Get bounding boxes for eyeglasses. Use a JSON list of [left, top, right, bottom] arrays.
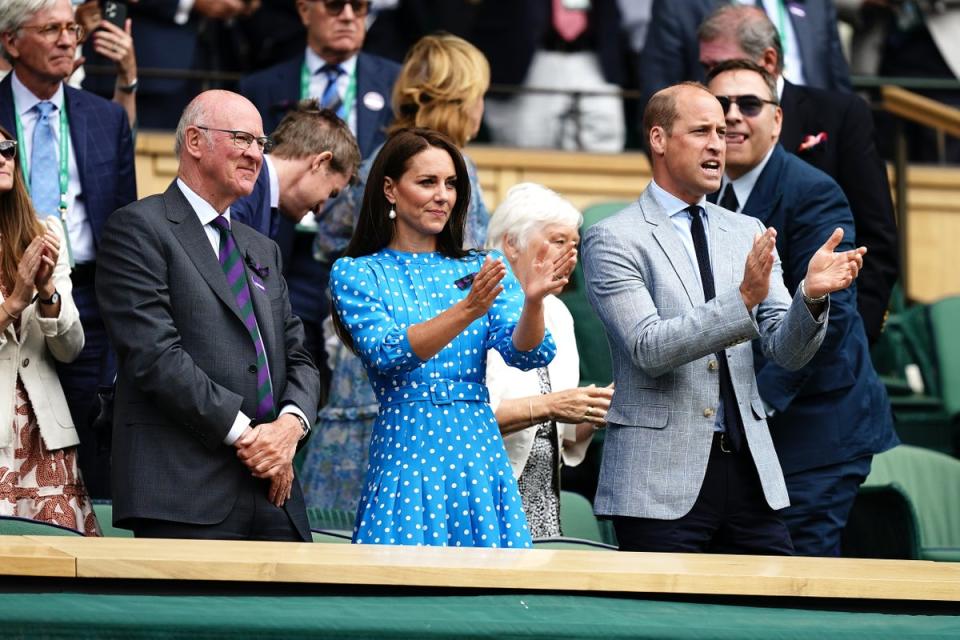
[[0, 140, 16, 161], [314, 0, 370, 17], [196, 126, 274, 153], [715, 94, 779, 118], [19, 22, 85, 42]]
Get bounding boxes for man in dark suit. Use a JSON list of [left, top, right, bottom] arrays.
[[707, 60, 899, 556], [240, 0, 398, 402], [231, 101, 359, 253], [0, 0, 137, 499], [639, 0, 851, 122], [698, 5, 897, 344], [471, 0, 625, 151], [96, 90, 320, 540]]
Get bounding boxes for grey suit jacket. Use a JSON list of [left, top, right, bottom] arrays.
[[96, 182, 320, 539], [582, 186, 827, 520]]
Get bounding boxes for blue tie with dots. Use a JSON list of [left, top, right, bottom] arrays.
[[30, 101, 60, 218]]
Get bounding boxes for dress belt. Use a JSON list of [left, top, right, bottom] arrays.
[[379, 380, 489, 407]]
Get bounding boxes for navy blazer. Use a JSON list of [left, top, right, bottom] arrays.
[[239, 51, 400, 157], [0, 75, 137, 248], [778, 81, 898, 344], [471, 0, 624, 86], [638, 0, 852, 112], [740, 145, 898, 475]]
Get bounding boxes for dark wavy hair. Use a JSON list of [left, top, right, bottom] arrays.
[[333, 127, 473, 353]]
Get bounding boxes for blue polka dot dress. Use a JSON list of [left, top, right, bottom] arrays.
[[330, 248, 556, 548]]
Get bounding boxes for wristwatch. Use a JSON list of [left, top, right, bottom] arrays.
[[117, 78, 139, 94], [799, 279, 827, 305], [38, 290, 60, 305], [292, 413, 310, 439]]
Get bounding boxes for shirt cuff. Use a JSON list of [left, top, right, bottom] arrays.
[[223, 410, 251, 446], [175, 0, 195, 25]]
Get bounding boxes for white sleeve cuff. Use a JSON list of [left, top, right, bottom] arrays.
[[223, 410, 251, 445], [175, 0, 195, 25]]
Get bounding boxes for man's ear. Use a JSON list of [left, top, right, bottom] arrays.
[[184, 126, 206, 160], [1, 32, 20, 61], [760, 48, 779, 76], [311, 150, 333, 172], [649, 126, 667, 156]]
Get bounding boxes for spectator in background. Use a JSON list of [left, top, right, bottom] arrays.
[[300, 33, 491, 512], [73, 1, 138, 129], [0, 0, 137, 500], [241, 0, 399, 403], [707, 60, 898, 556], [232, 101, 360, 243], [0, 125, 98, 536], [362, 0, 482, 64], [484, 183, 613, 538], [83, 0, 261, 130], [638, 0, 851, 134], [697, 5, 897, 345], [472, 0, 626, 152]]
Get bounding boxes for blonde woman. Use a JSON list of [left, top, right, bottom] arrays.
[[302, 34, 492, 512]]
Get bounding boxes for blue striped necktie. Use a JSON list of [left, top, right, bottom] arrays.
[[30, 101, 60, 218], [319, 64, 344, 112], [210, 215, 276, 420]]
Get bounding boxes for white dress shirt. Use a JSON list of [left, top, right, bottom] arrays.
[[719, 144, 777, 213]]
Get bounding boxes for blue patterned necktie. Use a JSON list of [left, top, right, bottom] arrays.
[[30, 101, 60, 218], [319, 64, 344, 112], [210, 215, 276, 420]]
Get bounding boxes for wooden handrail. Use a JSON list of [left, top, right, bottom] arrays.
[[881, 85, 960, 138]]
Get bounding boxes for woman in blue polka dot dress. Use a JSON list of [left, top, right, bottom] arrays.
[[330, 129, 576, 548]]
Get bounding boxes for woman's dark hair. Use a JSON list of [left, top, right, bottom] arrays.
[[0, 124, 43, 291], [333, 127, 473, 353]]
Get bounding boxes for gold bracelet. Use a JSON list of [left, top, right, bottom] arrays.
[[0, 303, 19, 321], [528, 398, 535, 426]]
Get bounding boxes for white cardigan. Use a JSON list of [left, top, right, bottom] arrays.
[[0, 225, 84, 451], [486, 295, 592, 479]]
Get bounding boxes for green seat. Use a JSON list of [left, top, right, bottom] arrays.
[[559, 490, 603, 542], [0, 515, 83, 536], [306, 507, 355, 533], [858, 445, 960, 561], [311, 531, 352, 544], [92, 502, 134, 538], [929, 296, 960, 420]]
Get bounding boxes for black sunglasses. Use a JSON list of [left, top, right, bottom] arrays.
[[318, 0, 370, 16], [0, 140, 17, 161], [715, 94, 779, 117]]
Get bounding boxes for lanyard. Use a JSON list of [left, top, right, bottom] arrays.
[[13, 100, 75, 266], [300, 62, 357, 122], [766, 0, 789, 63]]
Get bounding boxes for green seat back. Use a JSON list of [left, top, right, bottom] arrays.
[[92, 503, 134, 538], [311, 531, 352, 544], [559, 490, 603, 543], [0, 516, 83, 536], [307, 507, 355, 533], [863, 445, 960, 560], [929, 296, 960, 418]]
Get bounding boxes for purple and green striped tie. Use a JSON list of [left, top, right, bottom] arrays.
[[211, 215, 275, 420]]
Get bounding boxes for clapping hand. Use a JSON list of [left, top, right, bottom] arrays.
[[739, 227, 778, 310], [460, 255, 507, 321], [34, 219, 60, 297], [803, 228, 866, 298], [522, 240, 577, 304]]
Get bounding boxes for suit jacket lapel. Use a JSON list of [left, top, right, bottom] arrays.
[[64, 87, 90, 221], [355, 53, 380, 158], [778, 81, 803, 154], [707, 206, 735, 297], [742, 145, 786, 226], [166, 183, 247, 326], [641, 188, 702, 306], [787, 0, 819, 87], [0, 76, 15, 135]]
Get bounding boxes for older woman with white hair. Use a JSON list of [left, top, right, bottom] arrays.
[[485, 183, 613, 538]]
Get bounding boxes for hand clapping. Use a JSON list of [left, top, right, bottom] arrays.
[[739, 227, 777, 310], [803, 228, 866, 298], [522, 240, 577, 304], [460, 255, 507, 321]]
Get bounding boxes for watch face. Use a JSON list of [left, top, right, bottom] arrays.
[[42, 292, 60, 305]]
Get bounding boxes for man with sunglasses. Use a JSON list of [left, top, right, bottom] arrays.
[[706, 59, 897, 557], [582, 80, 866, 555], [96, 90, 320, 541], [0, 0, 137, 499], [698, 5, 898, 347], [240, 0, 398, 407]]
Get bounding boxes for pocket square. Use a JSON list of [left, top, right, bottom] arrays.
[[798, 131, 828, 152]]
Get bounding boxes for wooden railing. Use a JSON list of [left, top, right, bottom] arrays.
[[133, 133, 960, 303]]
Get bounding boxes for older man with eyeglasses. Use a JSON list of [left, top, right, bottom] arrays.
[[706, 59, 898, 558], [96, 89, 320, 541], [240, 0, 399, 408], [0, 0, 137, 501]]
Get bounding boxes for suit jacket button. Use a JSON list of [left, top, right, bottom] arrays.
[[707, 360, 718, 371], [703, 407, 715, 418], [248, 364, 257, 374], [21, 358, 29, 368]]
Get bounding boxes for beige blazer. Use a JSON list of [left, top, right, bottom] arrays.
[[0, 225, 84, 451], [486, 295, 592, 479]]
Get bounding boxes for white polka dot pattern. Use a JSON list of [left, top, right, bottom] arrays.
[[330, 249, 556, 548]]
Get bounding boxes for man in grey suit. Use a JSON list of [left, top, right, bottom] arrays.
[[582, 82, 866, 554], [96, 90, 320, 541]]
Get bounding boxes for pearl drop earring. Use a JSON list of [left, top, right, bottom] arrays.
[[388, 207, 397, 220]]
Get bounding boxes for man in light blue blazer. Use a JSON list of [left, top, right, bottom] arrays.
[[582, 82, 866, 554]]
